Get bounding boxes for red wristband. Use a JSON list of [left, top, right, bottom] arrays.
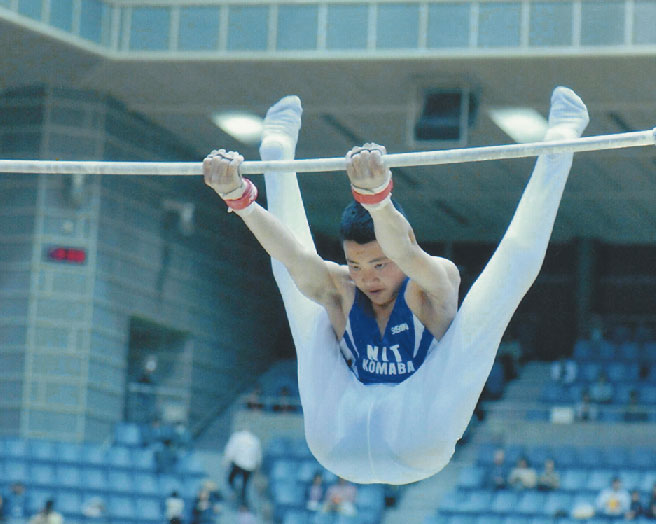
[[224, 178, 258, 211], [351, 178, 393, 206]]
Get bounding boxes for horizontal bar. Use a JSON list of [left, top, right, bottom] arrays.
[[0, 128, 653, 176]]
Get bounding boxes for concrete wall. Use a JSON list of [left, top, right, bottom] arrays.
[[0, 86, 286, 442]]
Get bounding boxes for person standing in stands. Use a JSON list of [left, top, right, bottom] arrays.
[[223, 428, 262, 506], [28, 500, 63, 524]]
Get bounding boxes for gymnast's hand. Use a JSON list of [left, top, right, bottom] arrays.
[[203, 149, 246, 199], [346, 143, 392, 192]]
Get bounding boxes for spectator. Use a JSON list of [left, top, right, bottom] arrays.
[[537, 458, 560, 491], [5, 483, 27, 521], [223, 428, 262, 506], [322, 478, 357, 516], [625, 490, 645, 520], [487, 448, 509, 490], [28, 500, 63, 524], [508, 456, 537, 490], [596, 477, 630, 517], [165, 491, 185, 524], [244, 386, 265, 411], [306, 473, 325, 512], [81, 497, 105, 520], [551, 358, 577, 384], [575, 390, 599, 422], [272, 386, 297, 413], [623, 390, 648, 423], [190, 484, 222, 524], [589, 372, 614, 404]]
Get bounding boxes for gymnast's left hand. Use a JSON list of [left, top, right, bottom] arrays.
[[346, 143, 392, 192], [203, 149, 246, 198]]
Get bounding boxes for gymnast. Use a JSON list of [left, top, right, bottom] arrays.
[[203, 86, 589, 485]]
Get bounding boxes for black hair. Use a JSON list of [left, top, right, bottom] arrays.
[[339, 199, 406, 244]]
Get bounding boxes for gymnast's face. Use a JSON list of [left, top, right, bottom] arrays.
[[343, 240, 406, 307]]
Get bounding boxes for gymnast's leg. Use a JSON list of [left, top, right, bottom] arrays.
[[259, 97, 354, 420], [414, 87, 590, 445]]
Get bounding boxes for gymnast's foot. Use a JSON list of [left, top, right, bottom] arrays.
[[544, 86, 589, 141], [260, 95, 302, 161]]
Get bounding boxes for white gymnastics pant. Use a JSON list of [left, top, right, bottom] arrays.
[[264, 147, 574, 485]]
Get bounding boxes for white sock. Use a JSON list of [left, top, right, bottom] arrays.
[[259, 95, 302, 161], [544, 86, 589, 141]]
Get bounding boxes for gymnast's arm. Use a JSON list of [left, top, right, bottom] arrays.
[[346, 145, 460, 326], [202, 150, 346, 310]]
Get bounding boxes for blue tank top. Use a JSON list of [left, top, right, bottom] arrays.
[[339, 278, 435, 385]]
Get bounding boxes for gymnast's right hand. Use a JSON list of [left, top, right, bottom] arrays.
[[203, 149, 246, 199]]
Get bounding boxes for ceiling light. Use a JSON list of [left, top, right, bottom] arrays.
[[212, 111, 263, 144], [488, 107, 548, 144]]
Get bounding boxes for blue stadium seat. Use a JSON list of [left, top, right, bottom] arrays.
[[107, 470, 134, 493], [602, 446, 630, 468], [459, 490, 493, 513], [580, 362, 602, 382], [271, 459, 300, 482], [541, 383, 566, 403], [267, 437, 294, 460], [114, 423, 142, 447], [525, 409, 549, 421], [587, 470, 615, 491], [131, 447, 155, 471], [290, 438, 313, 459], [108, 495, 136, 519], [132, 472, 159, 496], [504, 445, 524, 465], [177, 450, 206, 476], [628, 447, 656, 469], [106, 446, 132, 470], [58, 491, 82, 518], [639, 471, 656, 492], [457, 466, 485, 489], [525, 446, 551, 467], [437, 489, 467, 513], [542, 492, 572, 516], [640, 386, 656, 405], [81, 444, 108, 467], [598, 409, 622, 422], [516, 491, 546, 515], [56, 441, 83, 464], [489, 491, 519, 514], [446, 515, 476, 524], [502, 516, 530, 524], [159, 474, 183, 495], [476, 443, 498, 466], [617, 342, 639, 361], [27, 489, 52, 514], [618, 469, 642, 491], [474, 516, 502, 524], [551, 447, 577, 468], [282, 509, 311, 524], [80, 467, 108, 493], [645, 342, 656, 361], [297, 459, 321, 483], [30, 463, 56, 486], [4, 439, 29, 458], [271, 480, 304, 506], [355, 485, 384, 512], [576, 447, 603, 468], [4, 460, 28, 482], [134, 497, 162, 522], [30, 440, 57, 463], [573, 339, 592, 360], [560, 469, 589, 491]]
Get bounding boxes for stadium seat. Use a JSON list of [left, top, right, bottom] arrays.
[[4, 439, 28, 458], [602, 446, 630, 468], [107, 470, 134, 493], [27, 489, 52, 514], [131, 447, 155, 471], [106, 446, 133, 469], [297, 459, 321, 483], [525, 446, 551, 467], [580, 362, 602, 382], [57, 491, 82, 518], [177, 450, 206, 476], [267, 437, 294, 460], [271, 480, 304, 506], [81, 444, 108, 467], [132, 472, 159, 496], [560, 469, 589, 491], [516, 491, 546, 515], [282, 509, 311, 524], [541, 383, 566, 403], [617, 342, 639, 361], [356, 485, 384, 512], [587, 470, 615, 491], [476, 443, 498, 466], [446, 515, 476, 524], [4, 460, 28, 482], [271, 459, 300, 482], [551, 447, 577, 468], [108, 495, 136, 519], [576, 447, 602, 468], [457, 466, 485, 489], [639, 471, 656, 492], [290, 438, 313, 459], [437, 489, 467, 513], [474, 516, 502, 524], [542, 492, 572, 516], [573, 339, 592, 360], [30, 440, 57, 463], [134, 497, 162, 522], [628, 447, 656, 469], [56, 441, 83, 464], [501, 516, 530, 524], [490, 491, 519, 514], [159, 474, 183, 495], [30, 463, 56, 486], [459, 490, 493, 513], [80, 467, 108, 493], [618, 469, 642, 491], [114, 423, 142, 447]]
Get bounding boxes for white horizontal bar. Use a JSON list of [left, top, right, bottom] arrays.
[[0, 128, 654, 176]]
